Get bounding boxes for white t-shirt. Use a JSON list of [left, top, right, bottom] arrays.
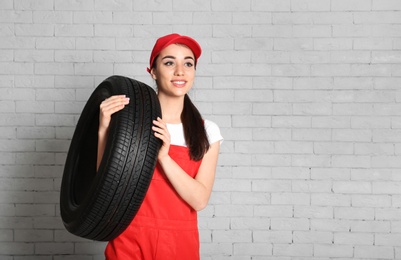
[[167, 119, 223, 147]]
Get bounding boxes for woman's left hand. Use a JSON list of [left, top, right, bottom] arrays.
[[152, 117, 171, 161]]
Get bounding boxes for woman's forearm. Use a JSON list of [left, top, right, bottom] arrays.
[[97, 129, 108, 171], [158, 155, 210, 211]]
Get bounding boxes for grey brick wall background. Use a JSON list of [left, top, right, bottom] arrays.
[[1, 0, 401, 259]]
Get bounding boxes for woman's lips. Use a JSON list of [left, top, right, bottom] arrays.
[[171, 80, 186, 87]]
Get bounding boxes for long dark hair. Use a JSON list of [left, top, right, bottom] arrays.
[[181, 94, 210, 161], [152, 56, 210, 161]]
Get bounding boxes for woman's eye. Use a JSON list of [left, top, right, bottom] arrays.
[[164, 61, 174, 66], [185, 62, 194, 67]]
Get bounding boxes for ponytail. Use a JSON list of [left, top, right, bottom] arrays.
[[181, 94, 210, 161]]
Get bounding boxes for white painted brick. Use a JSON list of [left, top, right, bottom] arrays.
[[332, 129, 372, 142], [254, 103, 292, 115], [16, 152, 55, 165], [95, 24, 133, 37], [355, 143, 394, 155], [0, 50, 13, 62], [273, 244, 313, 257], [373, 0, 401, 10], [0, 166, 34, 178], [376, 234, 401, 246], [1, 0, 13, 9], [0, 140, 35, 152], [14, 229, 53, 242], [355, 245, 394, 259], [215, 205, 253, 218], [275, 141, 313, 154], [314, 38, 353, 50], [232, 191, 270, 205], [311, 219, 351, 232], [314, 244, 353, 257], [0, 10, 31, 24], [311, 64, 350, 76], [0, 62, 33, 75], [272, 116, 311, 128], [55, 24, 93, 37], [271, 193, 310, 205], [334, 232, 374, 245], [0, 127, 16, 138], [331, 0, 372, 11], [251, 0, 290, 11], [311, 194, 350, 207], [233, 243, 272, 256], [293, 230, 332, 244], [200, 242, 233, 256], [16, 101, 54, 114], [232, 115, 271, 128], [292, 180, 331, 193], [15, 50, 54, 62], [292, 129, 331, 141], [0, 242, 34, 255], [0, 216, 33, 229], [0, 88, 35, 100], [271, 167, 309, 180], [94, 0, 132, 11], [271, 218, 309, 231], [376, 208, 401, 220], [334, 77, 373, 90], [33, 11, 72, 24], [372, 156, 401, 168], [35, 242, 74, 255], [333, 181, 371, 193], [351, 169, 394, 181], [350, 220, 390, 233], [292, 0, 330, 11], [254, 205, 293, 218], [55, 0, 94, 10], [293, 103, 332, 115], [294, 206, 333, 219], [198, 217, 230, 230], [252, 154, 291, 167], [354, 38, 393, 50], [254, 231, 292, 243], [335, 207, 375, 220], [292, 155, 330, 168], [15, 24, 54, 36], [212, 230, 252, 243], [75, 11, 113, 24], [213, 102, 251, 115], [0, 229, 13, 242], [352, 195, 391, 207], [314, 142, 353, 155], [14, 0, 53, 10], [231, 217, 270, 230], [55, 51, 92, 63], [372, 25, 401, 37]]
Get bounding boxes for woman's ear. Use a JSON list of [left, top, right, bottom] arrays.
[[150, 68, 157, 80]]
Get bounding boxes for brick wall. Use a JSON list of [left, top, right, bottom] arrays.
[[1, 0, 401, 259]]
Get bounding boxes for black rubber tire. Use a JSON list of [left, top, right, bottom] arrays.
[[60, 75, 161, 241]]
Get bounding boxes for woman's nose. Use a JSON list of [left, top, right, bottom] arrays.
[[174, 64, 184, 76]]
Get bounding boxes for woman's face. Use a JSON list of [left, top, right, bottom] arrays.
[[150, 44, 196, 98]]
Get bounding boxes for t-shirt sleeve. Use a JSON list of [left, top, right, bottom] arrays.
[[204, 119, 223, 145]]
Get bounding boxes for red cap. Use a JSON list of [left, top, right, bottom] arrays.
[[147, 33, 202, 73]]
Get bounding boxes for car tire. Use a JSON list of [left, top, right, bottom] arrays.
[[60, 75, 161, 241]]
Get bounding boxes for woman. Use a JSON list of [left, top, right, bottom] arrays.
[[97, 34, 223, 259]]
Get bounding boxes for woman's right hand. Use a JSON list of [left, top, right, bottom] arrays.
[[99, 95, 130, 133]]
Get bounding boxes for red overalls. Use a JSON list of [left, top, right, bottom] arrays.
[[105, 145, 202, 260]]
